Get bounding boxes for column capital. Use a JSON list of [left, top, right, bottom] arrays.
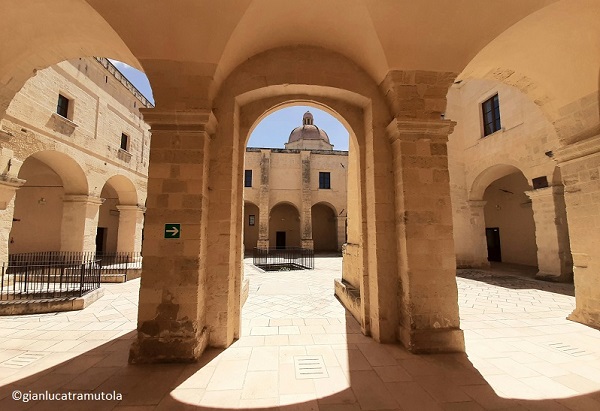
[[116, 204, 147, 213], [553, 134, 600, 165], [525, 185, 564, 200], [63, 195, 104, 206], [140, 108, 217, 135], [386, 118, 456, 143]]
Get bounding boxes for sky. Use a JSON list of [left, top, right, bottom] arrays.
[[109, 60, 350, 151]]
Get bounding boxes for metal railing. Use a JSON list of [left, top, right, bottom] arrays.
[[95, 252, 142, 280], [253, 247, 314, 271], [1, 254, 100, 301]]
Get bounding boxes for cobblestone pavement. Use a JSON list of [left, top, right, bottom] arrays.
[[0, 257, 598, 410]]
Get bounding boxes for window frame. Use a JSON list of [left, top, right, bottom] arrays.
[[319, 171, 331, 190], [244, 169, 253, 188], [56, 94, 70, 119], [481, 93, 501, 137], [248, 215, 255, 226], [120, 133, 130, 152]]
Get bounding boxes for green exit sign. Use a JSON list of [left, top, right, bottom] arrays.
[[164, 223, 180, 239]]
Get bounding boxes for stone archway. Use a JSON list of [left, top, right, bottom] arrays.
[[98, 175, 143, 255], [9, 151, 93, 254], [268, 202, 301, 249]]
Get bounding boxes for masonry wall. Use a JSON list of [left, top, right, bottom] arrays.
[[0, 57, 151, 258], [447, 79, 564, 268]]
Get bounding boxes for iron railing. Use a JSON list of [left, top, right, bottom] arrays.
[[95, 252, 142, 280], [1, 254, 100, 301], [253, 247, 314, 271]]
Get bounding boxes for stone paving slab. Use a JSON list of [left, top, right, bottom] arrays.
[[0, 257, 598, 410]]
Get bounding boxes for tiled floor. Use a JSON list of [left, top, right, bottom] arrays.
[[0, 257, 599, 410]]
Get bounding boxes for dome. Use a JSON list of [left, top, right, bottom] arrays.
[[287, 111, 331, 144]]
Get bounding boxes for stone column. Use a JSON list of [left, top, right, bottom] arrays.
[[464, 200, 490, 268], [300, 150, 313, 249], [387, 118, 464, 353], [129, 109, 214, 363], [526, 186, 573, 281], [554, 136, 600, 328], [60, 195, 103, 253], [257, 150, 270, 249], [336, 214, 346, 251], [0, 177, 24, 263], [116, 205, 145, 254]]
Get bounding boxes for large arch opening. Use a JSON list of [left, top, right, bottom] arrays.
[[268, 202, 301, 249], [9, 151, 88, 254], [243, 201, 260, 254]]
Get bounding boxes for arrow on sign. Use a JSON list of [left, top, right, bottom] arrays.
[[164, 223, 181, 238], [166, 226, 179, 236]]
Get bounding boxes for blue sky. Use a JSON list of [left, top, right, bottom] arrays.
[[110, 60, 349, 151]]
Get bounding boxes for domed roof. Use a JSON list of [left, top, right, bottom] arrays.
[[288, 111, 331, 144]]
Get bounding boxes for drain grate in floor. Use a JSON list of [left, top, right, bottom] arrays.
[[548, 342, 590, 357], [294, 355, 328, 379], [1, 352, 47, 369]]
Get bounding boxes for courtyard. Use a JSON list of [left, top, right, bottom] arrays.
[[0, 257, 598, 410]]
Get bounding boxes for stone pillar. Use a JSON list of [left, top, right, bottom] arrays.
[[116, 205, 145, 254], [387, 118, 464, 353], [526, 186, 573, 281], [300, 150, 313, 249], [554, 136, 600, 328], [129, 109, 214, 363], [464, 200, 490, 268], [0, 177, 24, 263], [60, 195, 103, 253], [257, 150, 270, 249], [336, 214, 346, 251]]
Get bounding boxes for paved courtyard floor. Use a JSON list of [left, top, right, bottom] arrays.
[[0, 257, 599, 410]]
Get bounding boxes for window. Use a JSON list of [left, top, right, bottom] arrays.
[[244, 170, 252, 187], [249, 215, 255, 226], [319, 172, 331, 189], [56, 94, 70, 119], [482, 94, 501, 136], [120, 133, 129, 151]]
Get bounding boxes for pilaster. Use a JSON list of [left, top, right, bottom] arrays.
[[554, 134, 600, 328], [257, 150, 270, 249], [116, 205, 146, 254], [525, 186, 573, 282], [460, 200, 490, 269], [129, 109, 215, 363], [61, 195, 103, 253], [300, 150, 313, 249]]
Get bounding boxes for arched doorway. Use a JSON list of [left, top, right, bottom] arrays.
[[269, 202, 301, 249], [478, 167, 538, 268], [311, 202, 338, 252]]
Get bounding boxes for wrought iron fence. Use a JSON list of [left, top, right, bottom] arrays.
[[96, 252, 142, 280], [253, 247, 314, 271], [1, 254, 100, 301]]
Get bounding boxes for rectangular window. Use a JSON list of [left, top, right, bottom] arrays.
[[319, 172, 331, 189], [244, 170, 252, 187], [57, 94, 70, 119], [482, 94, 501, 136], [249, 215, 255, 226], [120, 133, 129, 151]]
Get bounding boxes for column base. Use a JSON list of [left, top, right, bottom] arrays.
[[567, 309, 600, 330], [301, 239, 314, 249], [397, 325, 465, 354], [256, 239, 269, 249], [129, 327, 209, 364], [334, 278, 362, 329], [535, 271, 573, 283]]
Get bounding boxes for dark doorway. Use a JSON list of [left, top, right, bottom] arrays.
[[96, 227, 107, 254], [486, 227, 501, 262], [276, 231, 286, 249]]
